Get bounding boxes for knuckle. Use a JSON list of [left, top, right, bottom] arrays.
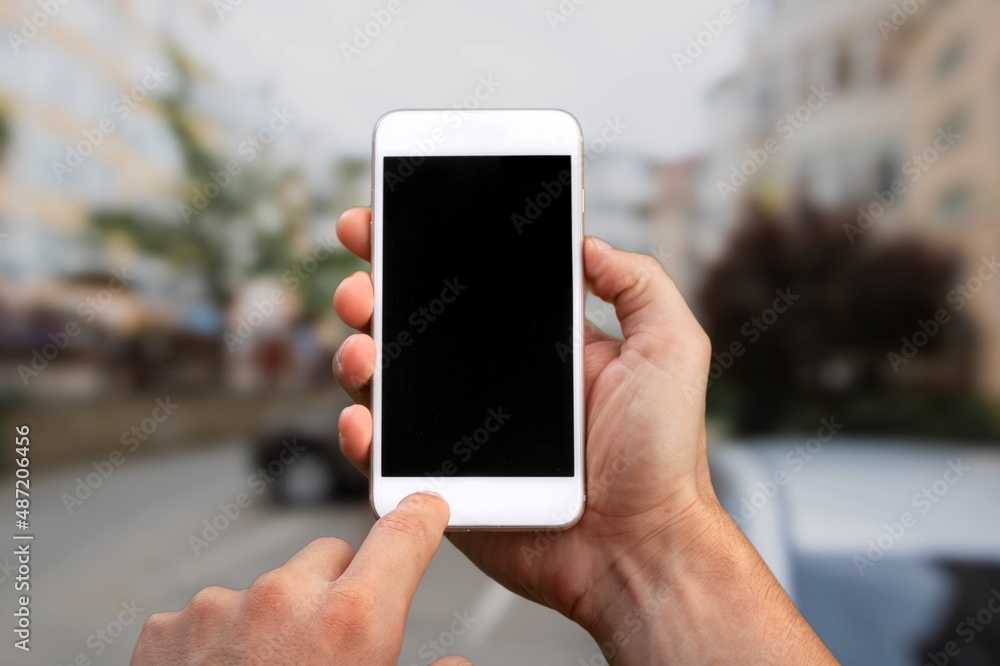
[[186, 586, 230, 617], [622, 254, 667, 302], [636, 254, 665, 284], [639, 253, 664, 274], [139, 611, 172, 639], [322, 584, 378, 637], [247, 570, 296, 608]]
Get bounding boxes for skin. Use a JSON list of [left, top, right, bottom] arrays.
[[132, 207, 837, 665]]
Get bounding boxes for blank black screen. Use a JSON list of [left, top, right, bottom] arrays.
[[380, 155, 574, 477]]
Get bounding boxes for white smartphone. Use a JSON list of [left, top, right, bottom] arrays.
[[370, 109, 585, 529]]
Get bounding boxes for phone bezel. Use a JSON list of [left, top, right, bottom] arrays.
[[370, 109, 586, 530]]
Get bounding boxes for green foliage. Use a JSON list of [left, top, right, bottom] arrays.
[[87, 46, 366, 311]]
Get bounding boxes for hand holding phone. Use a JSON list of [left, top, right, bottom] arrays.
[[334, 199, 713, 615], [334, 205, 836, 665]]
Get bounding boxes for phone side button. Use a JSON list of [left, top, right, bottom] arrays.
[[582, 188, 585, 214]]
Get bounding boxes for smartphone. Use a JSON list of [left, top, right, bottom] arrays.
[[370, 109, 585, 529]]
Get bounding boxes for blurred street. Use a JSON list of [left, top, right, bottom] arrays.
[[0, 443, 596, 666], [3, 0, 1000, 662]]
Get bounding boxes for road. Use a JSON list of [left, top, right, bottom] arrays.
[[1, 443, 598, 665]]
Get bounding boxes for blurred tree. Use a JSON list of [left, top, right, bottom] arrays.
[[700, 202, 1000, 441], [89, 44, 364, 313], [293, 158, 368, 319]]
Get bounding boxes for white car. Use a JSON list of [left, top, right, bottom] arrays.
[[710, 438, 1000, 665]]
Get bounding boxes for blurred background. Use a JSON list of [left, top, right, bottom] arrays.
[[1, 0, 999, 664]]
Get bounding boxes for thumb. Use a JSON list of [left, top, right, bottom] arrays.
[[583, 236, 706, 359], [338, 492, 449, 618], [430, 656, 473, 666]]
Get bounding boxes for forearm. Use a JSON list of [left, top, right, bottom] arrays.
[[579, 500, 838, 665]]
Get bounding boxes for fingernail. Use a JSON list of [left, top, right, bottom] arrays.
[[334, 345, 343, 371], [589, 236, 612, 250]]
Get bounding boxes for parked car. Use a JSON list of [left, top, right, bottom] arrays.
[[253, 405, 368, 505], [710, 438, 1000, 665]]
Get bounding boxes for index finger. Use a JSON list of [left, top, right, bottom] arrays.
[[336, 207, 371, 262], [337, 492, 449, 616]]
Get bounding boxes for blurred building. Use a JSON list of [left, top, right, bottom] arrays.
[[694, 0, 1000, 399], [651, 159, 699, 300], [0, 1, 361, 404], [0, 0, 211, 397], [903, 0, 1000, 398]]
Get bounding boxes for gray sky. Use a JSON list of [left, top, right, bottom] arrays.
[[204, 0, 747, 161]]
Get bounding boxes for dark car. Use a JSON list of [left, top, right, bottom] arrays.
[[253, 406, 368, 506]]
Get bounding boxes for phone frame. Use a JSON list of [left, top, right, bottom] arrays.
[[370, 109, 586, 530]]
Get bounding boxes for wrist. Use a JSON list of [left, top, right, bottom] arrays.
[[574, 497, 835, 665], [572, 496, 727, 662]]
